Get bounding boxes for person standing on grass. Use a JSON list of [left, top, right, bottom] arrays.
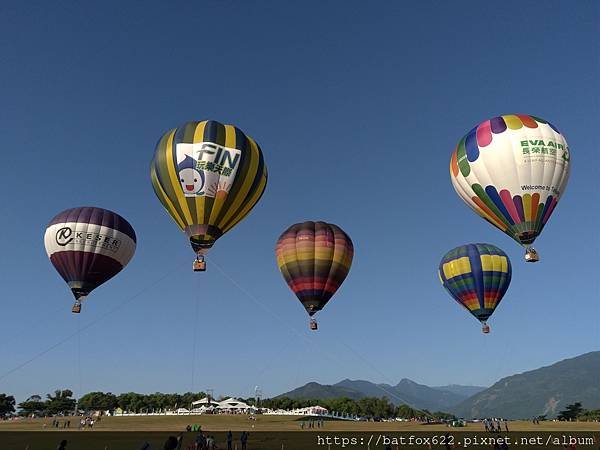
[[227, 430, 233, 450], [195, 431, 205, 450], [163, 436, 178, 450], [206, 436, 215, 450], [240, 431, 248, 450]]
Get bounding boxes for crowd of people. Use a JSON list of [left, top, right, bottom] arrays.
[[300, 418, 324, 429], [483, 418, 509, 432], [158, 429, 249, 450], [41, 416, 100, 430], [43, 418, 72, 429], [50, 429, 250, 450]]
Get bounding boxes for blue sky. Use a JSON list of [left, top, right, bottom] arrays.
[[1, 0, 598, 404]]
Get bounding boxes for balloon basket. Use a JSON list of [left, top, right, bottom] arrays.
[[193, 257, 206, 272], [482, 324, 490, 334], [71, 302, 82, 314], [309, 319, 318, 331], [524, 247, 539, 263]]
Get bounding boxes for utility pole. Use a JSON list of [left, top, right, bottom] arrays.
[[254, 386, 262, 409]]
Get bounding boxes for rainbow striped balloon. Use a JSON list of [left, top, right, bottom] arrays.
[[438, 243, 511, 333], [276, 222, 353, 325], [450, 114, 570, 261]]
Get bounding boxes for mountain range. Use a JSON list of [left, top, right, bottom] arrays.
[[452, 351, 600, 419], [277, 351, 600, 419], [278, 378, 486, 412]]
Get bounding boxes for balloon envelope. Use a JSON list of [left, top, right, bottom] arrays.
[[276, 221, 353, 316], [150, 120, 267, 256], [44, 207, 136, 301], [438, 243, 511, 327], [450, 114, 570, 250]]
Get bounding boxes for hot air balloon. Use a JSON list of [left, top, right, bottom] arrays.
[[44, 207, 137, 313], [275, 221, 353, 330], [150, 120, 267, 271], [450, 114, 570, 262], [438, 243, 511, 333]]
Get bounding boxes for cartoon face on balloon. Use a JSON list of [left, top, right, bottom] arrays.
[[177, 156, 205, 196]]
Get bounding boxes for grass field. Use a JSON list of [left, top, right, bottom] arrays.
[[1, 414, 600, 431], [1, 416, 599, 450]]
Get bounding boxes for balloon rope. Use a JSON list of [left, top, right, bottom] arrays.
[[78, 313, 82, 401], [0, 260, 187, 382], [191, 275, 200, 393], [206, 256, 417, 409]]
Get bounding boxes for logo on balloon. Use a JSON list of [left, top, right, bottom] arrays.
[[55, 226, 122, 252], [177, 155, 206, 197], [56, 227, 74, 246], [176, 142, 241, 198]]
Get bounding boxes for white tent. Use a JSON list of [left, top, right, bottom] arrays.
[[191, 397, 220, 407], [217, 398, 253, 410], [191, 406, 215, 414]]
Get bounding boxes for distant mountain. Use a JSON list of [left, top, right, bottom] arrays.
[[278, 382, 364, 401], [391, 379, 465, 411], [451, 351, 600, 419], [433, 385, 487, 398], [278, 378, 476, 412]]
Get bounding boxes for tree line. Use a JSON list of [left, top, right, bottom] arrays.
[[1, 390, 450, 419], [259, 396, 455, 420], [556, 402, 600, 421], [3, 391, 598, 421], [0, 390, 208, 417]]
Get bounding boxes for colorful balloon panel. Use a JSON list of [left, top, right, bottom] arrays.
[[438, 243, 511, 324], [276, 221, 353, 316], [450, 114, 570, 247], [150, 120, 267, 254], [44, 207, 136, 300]]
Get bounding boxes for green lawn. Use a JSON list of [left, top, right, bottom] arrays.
[[1, 414, 600, 431]]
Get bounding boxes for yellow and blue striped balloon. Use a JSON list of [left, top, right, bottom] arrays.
[[438, 243, 512, 333], [150, 120, 267, 260]]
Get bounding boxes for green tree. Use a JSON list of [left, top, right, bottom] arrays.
[[557, 402, 585, 421], [396, 404, 422, 419], [78, 392, 118, 411], [0, 394, 16, 418], [18, 395, 47, 417], [578, 409, 600, 421], [180, 392, 206, 408], [46, 390, 76, 415]]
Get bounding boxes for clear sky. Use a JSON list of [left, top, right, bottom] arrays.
[[1, 1, 598, 404]]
